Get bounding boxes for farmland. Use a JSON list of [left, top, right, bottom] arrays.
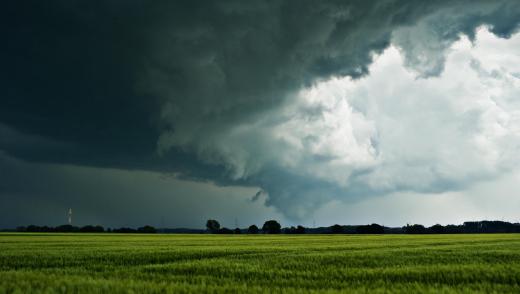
[[1, 233, 520, 293]]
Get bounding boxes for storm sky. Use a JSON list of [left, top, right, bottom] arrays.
[[2, 0, 520, 229]]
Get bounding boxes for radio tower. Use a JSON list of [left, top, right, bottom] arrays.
[[68, 208, 73, 225]]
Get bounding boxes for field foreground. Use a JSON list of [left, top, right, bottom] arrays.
[[1, 233, 520, 293]]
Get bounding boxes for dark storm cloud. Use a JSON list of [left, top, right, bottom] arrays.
[[0, 151, 278, 228], [1, 0, 520, 222]]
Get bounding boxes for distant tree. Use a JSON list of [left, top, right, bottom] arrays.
[[206, 219, 221, 233], [462, 221, 481, 233], [80, 225, 104, 233], [248, 225, 259, 234], [137, 225, 157, 233], [26, 225, 39, 232], [234, 228, 241, 234], [283, 226, 296, 234], [26, 225, 53, 232], [55, 225, 79, 232], [461, 220, 520, 233], [429, 224, 446, 234], [444, 224, 463, 234], [80, 225, 93, 232], [218, 227, 233, 234], [283, 225, 306, 234], [113, 227, 137, 233], [330, 224, 343, 234], [403, 224, 427, 234], [356, 224, 384, 234], [262, 220, 281, 234]]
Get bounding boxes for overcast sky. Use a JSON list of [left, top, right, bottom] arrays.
[[1, 1, 520, 229]]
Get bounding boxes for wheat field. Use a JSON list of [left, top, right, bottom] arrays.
[[1, 233, 519, 293]]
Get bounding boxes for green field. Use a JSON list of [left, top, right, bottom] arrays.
[[1, 234, 520, 293]]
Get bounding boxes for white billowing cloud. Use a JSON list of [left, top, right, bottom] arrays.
[[158, 27, 520, 220], [351, 28, 520, 193], [256, 80, 379, 187]]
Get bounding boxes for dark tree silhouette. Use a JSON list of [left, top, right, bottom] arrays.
[[444, 224, 462, 234], [295, 225, 306, 234], [112, 227, 137, 233], [206, 219, 220, 233], [25, 225, 51, 232], [12, 220, 520, 235], [262, 220, 281, 234], [356, 223, 384, 234], [137, 225, 157, 233], [54, 225, 79, 232], [218, 227, 233, 234], [330, 224, 343, 234], [80, 225, 104, 232], [403, 224, 427, 234], [248, 225, 259, 234], [429, 224, 446, 234], [283, 225, 306, 234], [283, 226, 297, 234], [234, 228, 241, 234]]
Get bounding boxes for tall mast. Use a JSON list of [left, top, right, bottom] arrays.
[[68, 208, 72, 225]]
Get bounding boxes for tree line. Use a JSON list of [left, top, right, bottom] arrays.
[[9, 220, 520, 234], [204, 219, 520, 234], [15, 225, 157, 233], [205, 219, 285, 234]]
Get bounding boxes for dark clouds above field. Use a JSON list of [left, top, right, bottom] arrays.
[[1, 0, 520, 227]]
